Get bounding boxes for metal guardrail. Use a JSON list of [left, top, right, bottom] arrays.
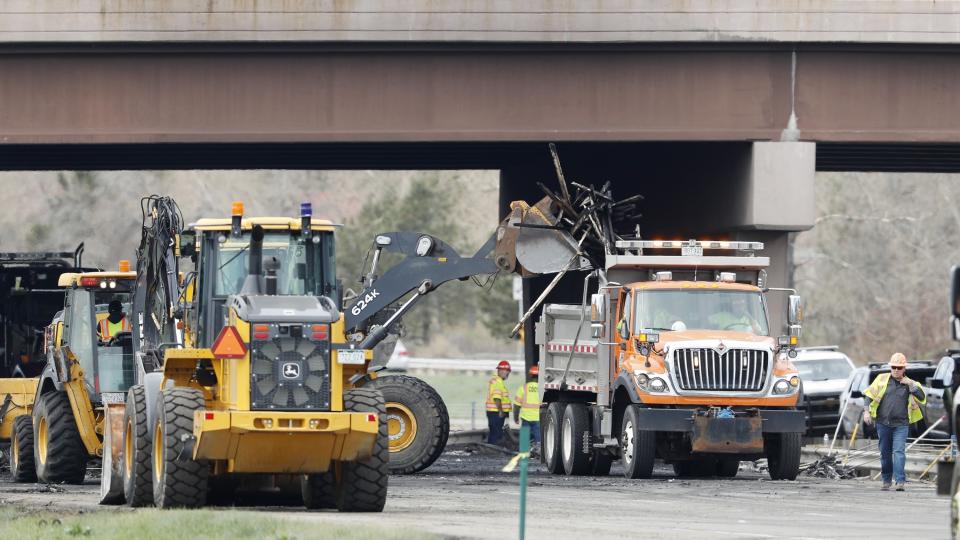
[[447, 429, 487, 445]]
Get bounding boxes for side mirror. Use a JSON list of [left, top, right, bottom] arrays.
[[953, 316, 960, 342], [850, 390, 863, 399], [787, 295, 803, 326], [930, 378, 946, 389], [591, 293, 606, 323], [179, 231, 197, 258], [951, 266, 960, 318]]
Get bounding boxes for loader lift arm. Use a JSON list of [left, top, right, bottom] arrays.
[[343, 231, 500, 351]]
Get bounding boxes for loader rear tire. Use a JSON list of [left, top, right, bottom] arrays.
[[621, 405, 656, 479], [365, 375, 449, 475], [123, 385, 153, 507], [301, 471, 337, 510], [336, 388, 388, 512], [541, 402, 564, 474], [34, 391, 87, 484], [152, 388, 208, 508], [11, 415, 36, 482], [766, 432, 801, 481], [561, 403, 592, 476]]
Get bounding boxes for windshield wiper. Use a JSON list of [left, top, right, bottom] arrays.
[[643, 327, 672, 332], [218, 244, 250, 271]]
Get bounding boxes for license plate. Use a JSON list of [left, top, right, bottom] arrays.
[[337, 349, 366, 365], [100, 392, 126, 404], [681, 245, 703, 257]]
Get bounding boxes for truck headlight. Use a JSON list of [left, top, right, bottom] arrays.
[[649, 377, 668, 393], [635, 373, 649, 388], [773, 379, 792, 394]]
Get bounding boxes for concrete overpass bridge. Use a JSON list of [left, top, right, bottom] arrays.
[[3, 1, 960, 349]]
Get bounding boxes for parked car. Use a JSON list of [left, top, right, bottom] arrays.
[[794, 346, 856, 434], [838, 360, 936, 439], [923, 353, 958, 438]]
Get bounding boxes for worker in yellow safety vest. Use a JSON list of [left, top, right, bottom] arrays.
[[486, 360, 512, 445], [97, 300, 131, 342], [863, 352, 926, 491], [513, 364, 541, 449]]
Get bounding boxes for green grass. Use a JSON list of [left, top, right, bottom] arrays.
[[411, 371, 523, 424], [0, 507, 435, 540]]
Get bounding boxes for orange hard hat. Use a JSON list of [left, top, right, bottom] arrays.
[[889, 352, 907, 368], [497, 360, 512, 371], [529, 364, 539, 377]]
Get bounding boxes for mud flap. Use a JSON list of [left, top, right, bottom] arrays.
[[691, 416, 764, 454], [99, 403, 125, 504]]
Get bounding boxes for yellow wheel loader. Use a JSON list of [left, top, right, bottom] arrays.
[[4, 264, 137, 493], [101, 198, 386, 511]]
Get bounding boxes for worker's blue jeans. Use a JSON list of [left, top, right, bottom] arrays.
[[877, 422, 910, 484], [521, 419, 541, 445], [487, 411, 506, 444]]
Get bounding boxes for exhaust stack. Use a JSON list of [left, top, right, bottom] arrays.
[[240, 224, 264, 295]]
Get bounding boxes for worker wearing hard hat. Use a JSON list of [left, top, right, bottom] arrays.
[[863, 352, 927, 491], [513, 365, 542, 451], [98, 300, 131, 342], [486, 361, 513, 445]]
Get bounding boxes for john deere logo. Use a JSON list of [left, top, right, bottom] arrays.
[[282, 362, 301, 379]]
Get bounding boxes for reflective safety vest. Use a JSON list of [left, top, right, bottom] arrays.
[[98, 316, 131, 340], [864, 373, 926, 424], [486, 375, 512, 412], [514, 382, 541, 422]]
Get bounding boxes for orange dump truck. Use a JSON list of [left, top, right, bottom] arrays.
[[537, 239, 806, 480]]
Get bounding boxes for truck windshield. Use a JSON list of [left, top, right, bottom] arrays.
[[214, 231, 334, 297], [633, 289, 769, 336]]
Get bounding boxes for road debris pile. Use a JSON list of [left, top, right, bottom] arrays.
[[800, 454, 858, 480]]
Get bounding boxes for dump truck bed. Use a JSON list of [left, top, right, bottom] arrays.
[[536, 304, 604, 396]]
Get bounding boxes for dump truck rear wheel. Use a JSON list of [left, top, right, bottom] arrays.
[[11, 414, 36, 482], [366, 375, 449, 475], [621, 405, 655, 479], [301, 470, 337, 509], [152, 388, 208, 508], [336, 388, 388, 512], [541, 402, 564, 474], [561, 403, 591, 476], [766, 432, 801, 480], [123, 385, 153, 507], [33, 391, 87, 484]]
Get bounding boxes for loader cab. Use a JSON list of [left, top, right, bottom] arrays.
[[56, 271, 136, 401], [188, 208, 339, 347]]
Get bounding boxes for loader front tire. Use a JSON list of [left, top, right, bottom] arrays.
[[123, 385, 153, 507], [301, 470, 337, 510], [365, 375, 449, 475], [336, 388, 388, 512], [152, 388, 208, 508], [34, 391, 87, 484], [11, 414, 36, 482]]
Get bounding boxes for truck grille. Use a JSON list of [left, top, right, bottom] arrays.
[[250, 324, 331, 411], [673, 348, 769, 392]]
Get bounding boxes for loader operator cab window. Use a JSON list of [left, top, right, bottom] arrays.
[[214, 231, 334, 297], [62, 289, 134, 398], [634, 289, 769, 336]]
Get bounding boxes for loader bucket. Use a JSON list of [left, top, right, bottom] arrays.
[[505, 198, 591, 275]]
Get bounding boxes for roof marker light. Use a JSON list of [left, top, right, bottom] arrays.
[[118, 260, 131, 272], [231, 201, 244, 217], [300, 202, 313, 218]]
